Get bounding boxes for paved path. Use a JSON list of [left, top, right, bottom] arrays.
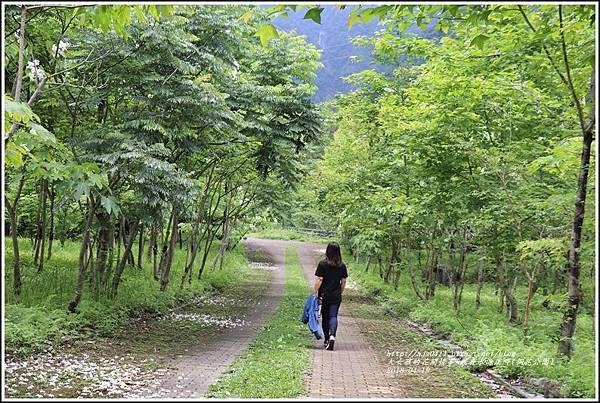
[[296, 241, 405, 398], [151, 238, 286, 398], [253, 239, 405, 398]]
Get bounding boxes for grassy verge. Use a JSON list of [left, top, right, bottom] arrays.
[[247, 227, 331, 244], [4, 238, 253, 357], [345, 254, 595, 398], [205, 246, 312, 398]]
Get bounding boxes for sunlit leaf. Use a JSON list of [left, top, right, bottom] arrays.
[[255, 23, 279, 46], [241, 10, 253, 23]]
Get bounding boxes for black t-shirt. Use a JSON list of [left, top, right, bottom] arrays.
[[315, 260, 348, 304]]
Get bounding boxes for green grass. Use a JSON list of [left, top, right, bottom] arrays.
[[4, 238, 252, 357], [247, 227, 331, 244], [346, 254, 596, 398], [205, 246, 312, 398]]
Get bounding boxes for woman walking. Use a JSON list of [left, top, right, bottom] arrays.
[[311, 242, 348, 350]]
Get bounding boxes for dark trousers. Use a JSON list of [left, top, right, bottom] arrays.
[[321, 302, 340, 340]]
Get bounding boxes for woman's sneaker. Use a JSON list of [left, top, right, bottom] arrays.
[[324, 338, 329, 347], [326, 336, 335, 351]]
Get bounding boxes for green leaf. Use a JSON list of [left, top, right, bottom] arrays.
[[447, 5, 460, 17], [241, 10, 253, 23], [470, 34, 490, 50], [303, 7, 324, 24], [359, 8, 375, 24], [267, 4, 286, 15], [156, 5, 175, 18], [5, 142, 26, 168], [397, 20, 411, 32], [101, 195, 120, 216], [133, 6, 147, 23], [29, 122, 56, 143], [348, 15, 362, 29], [255, 23, 279, 46], [4, 97, 39, 125], [146, 5, 160, 21], [370, 5, 393, 19], [74, 182, 90, 201]]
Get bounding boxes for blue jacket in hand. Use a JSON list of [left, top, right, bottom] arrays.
[[301, 293, 323, 340]]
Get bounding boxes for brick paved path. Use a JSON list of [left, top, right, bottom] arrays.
[[151, 238, 405, 398], [150, 238, 287, 398], [295, 241, 405, 398]]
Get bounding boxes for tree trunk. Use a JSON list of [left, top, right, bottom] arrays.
[[33, 180, 44, 265], [559, 67, 596, 359], [137, 223, 145, 270], [59, 206, 67, 247], [453, 242, 467, 311], [497, 254, 519, 324], [558, 129, 593, 356], [126, 222, 135, 267], [68, 197, 96, 313], [211, 204, 232, 272], [159, 210, 178, 291], [406, 227, 425, 301], [182, 229, 199, 286], [198, 183, 224, 279], [6, 174, 26, 296], [457, 255, 469, 311], [94, 212, 112, 286], [158, 212, 173, 278], [111, 220, 139, 296], [198, 224, 218, 279], [37, 180, 50, 272], [152, 224, 159, 281], [554, 7, 595, 357], [365, 255, 371, 272], [46, 184, 55, 260], [147, 224, 156, 260], [523, 267, 538, 336], [117, 216, 123, 260], [475, 249, 485, 310], [9, 207, 22, 295], [86, 232, 97, 289], [216, 219, 231, 271], [384, 259, 393, 283], [219, 228, 230, 271], [447, 236, 456, 289], [101, 218, 116, 287], [11, 5, 26, 101], [5, 5, 26, 145], [384, 237, 398, 283]]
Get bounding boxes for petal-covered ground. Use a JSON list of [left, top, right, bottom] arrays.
[[4, 243, 274, 399]]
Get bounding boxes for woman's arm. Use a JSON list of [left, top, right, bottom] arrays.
[[340, 278, 346, 294], [312, 276, 323, 295]]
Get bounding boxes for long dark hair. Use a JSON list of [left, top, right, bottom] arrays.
[[325, 242, 343, 267]]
